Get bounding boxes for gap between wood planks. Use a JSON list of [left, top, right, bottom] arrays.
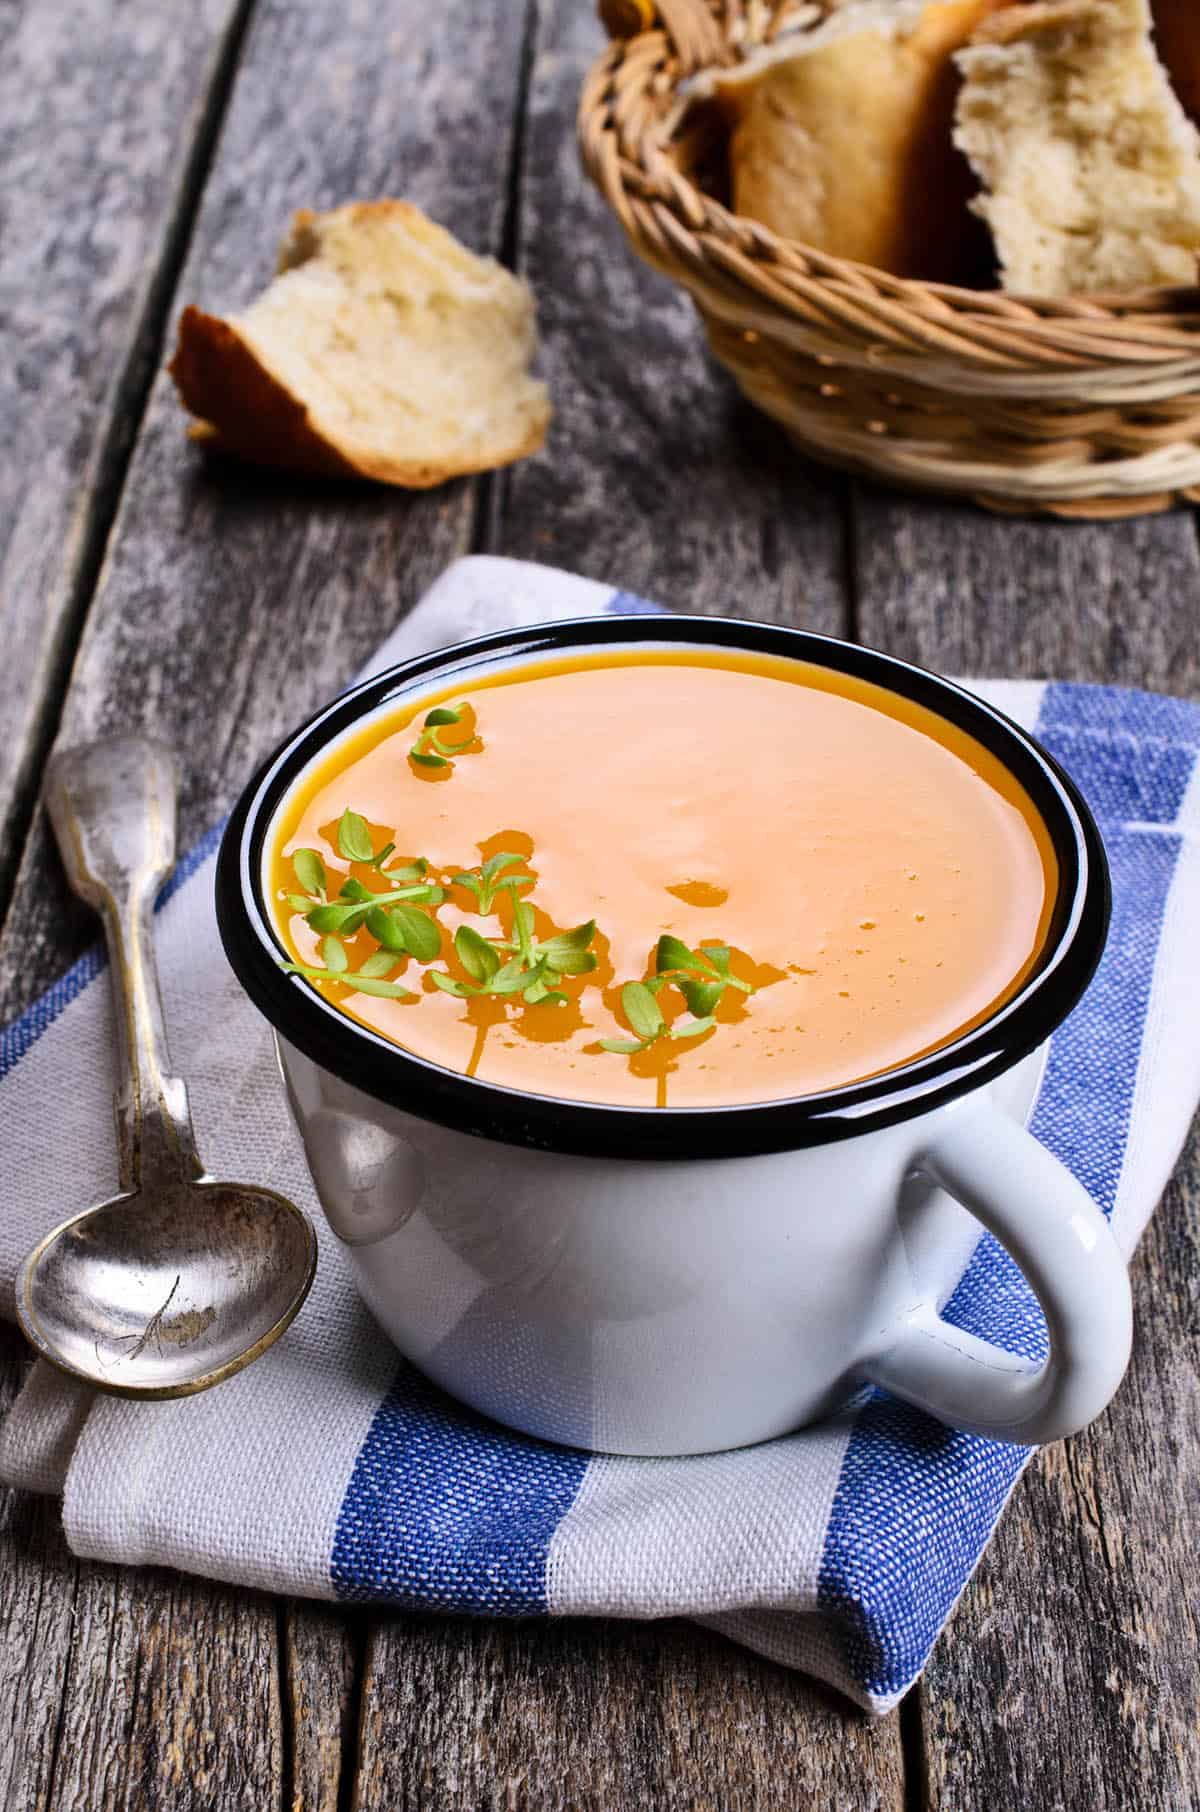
[[470, 0, 539, 562], [0, 0, 259, 931]]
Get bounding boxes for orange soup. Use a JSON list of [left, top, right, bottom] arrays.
[[269, 650, 1057, 1107]]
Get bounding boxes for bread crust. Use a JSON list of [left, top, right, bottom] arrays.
[[722, 0, 1015, 283], [168, 201, 551, 488]]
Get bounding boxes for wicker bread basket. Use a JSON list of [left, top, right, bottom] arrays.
[[579, 0, 1200, 518]]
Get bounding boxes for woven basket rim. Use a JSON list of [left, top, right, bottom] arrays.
[[580, 1, 1200, 365]]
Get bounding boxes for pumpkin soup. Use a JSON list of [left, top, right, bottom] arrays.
[[269, 649, 1056, 1107]]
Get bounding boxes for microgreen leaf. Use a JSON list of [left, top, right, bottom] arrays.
[[345, 975, 416, 999], [668, 1015, 715, 1040], [385, 859, 427, 882], [281, 963, 414, 1000], [409, 701, 479, 771], [482, 851, 525, 884], [337, 808, 375, 864], [321, 936, 348, 974], [622, 981, 664, 1042], [430, 971, 474, 998], [455, 925, 500, 984], [525, 982, 568, 1007], [698, 943, 749, 987], [357, 951, 398, 979], [680, 978, 723, 1018], [307, 902, 370, 936], [286, 893, 314, 913], [293, 849, 326, 897], [366, 905, 408, 952], [454, 854, 533, 912], [339, 877, 373, 902], [390, 903, 442, 963], [512, 900, 536, 965], [655, 934, 697, 976], [537, 921, 597, 973], [598, 1038, 644, 1054], [485, 958, 531, 995]]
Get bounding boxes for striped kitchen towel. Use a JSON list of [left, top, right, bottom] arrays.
[[2, 554, 1198, 1716]]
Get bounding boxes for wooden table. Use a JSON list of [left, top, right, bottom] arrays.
[[2, 2, 1198, 1806]]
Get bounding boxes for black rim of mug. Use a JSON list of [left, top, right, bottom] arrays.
[[216, 614, 1110, 1161]]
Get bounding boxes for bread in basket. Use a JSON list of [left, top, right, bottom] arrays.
[[578, 0, 1200, 518]]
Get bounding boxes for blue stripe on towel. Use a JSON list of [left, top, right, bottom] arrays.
[[817, 683, 1192, 1702], [331, 1362, 590, 1612], [0, 818, 226, 1083]]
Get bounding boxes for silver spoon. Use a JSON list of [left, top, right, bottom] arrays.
[[15, 737, 316, 1397]]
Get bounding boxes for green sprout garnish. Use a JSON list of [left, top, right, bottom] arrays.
[[408, 703, 481, 771], [431, 908, 598, 1008], [598, 936, 755, 1055], [281, 819, 443, 998], [652, 935, 754, 1017], [451, 851, 534, 913], [598, 979, 715, 1055], [282, 809, 761, 1069]]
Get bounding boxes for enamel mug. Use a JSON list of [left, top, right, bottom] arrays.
[[217, 617, 1131, 1456]]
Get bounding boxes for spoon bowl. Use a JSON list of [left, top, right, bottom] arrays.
[[15, 735, 317, 1398], [18, 1179, 316, 1396]]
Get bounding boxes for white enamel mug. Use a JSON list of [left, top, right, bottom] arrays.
[[218, 617, 1130, 1455]]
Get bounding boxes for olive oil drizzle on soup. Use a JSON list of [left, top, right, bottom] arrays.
[[270, 650, 1057, 1108]]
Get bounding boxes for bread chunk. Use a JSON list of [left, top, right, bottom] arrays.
[[718, 0, 1013, 281], [955, 0, 1200, 295], [169, 201, 551, 487]]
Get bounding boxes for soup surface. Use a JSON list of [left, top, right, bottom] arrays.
[[269, 649, 1057, 1107]]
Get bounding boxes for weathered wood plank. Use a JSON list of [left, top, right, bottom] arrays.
[[0, 0, 530, 1805], [281, 1603, 363, 1812], [498, 0, 848, 631], [353, 1614, 905, 1812], [44, 1565, 285, 1812], [0, 0, 253, 909], [0, 1326, 81, 1812], [852, 487, 1200, 1808], [850, 488, 1200, 694], [920, 1156, 1200, 1812]]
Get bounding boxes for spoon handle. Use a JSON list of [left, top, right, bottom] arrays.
[[45, 737, 203, 1191]]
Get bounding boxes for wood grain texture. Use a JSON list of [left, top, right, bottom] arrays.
[[919, 1157, 1200, 1812], [0, 0, 251, 907], [850, 487, 1200, 693], [0, 1, 529, 1807], [0, 1326, 80, 1812], [353, 1614, 904, 1812], [43, 1566, 284, 1812], [282, 1603, 363, 1812], [496, 0, 848, 632], [853, 488, 1200, 1808]]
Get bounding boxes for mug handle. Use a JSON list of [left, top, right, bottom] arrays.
[[862, 1100, 1133, 1445]]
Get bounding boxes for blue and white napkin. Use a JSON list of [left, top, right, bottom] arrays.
[[2, 555, 1198, 1715]]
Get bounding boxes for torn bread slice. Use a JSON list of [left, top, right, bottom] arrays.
[[954, 0, 1200, 295], [711, 0, 1016, 283], [169, 201, 551, 487]]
